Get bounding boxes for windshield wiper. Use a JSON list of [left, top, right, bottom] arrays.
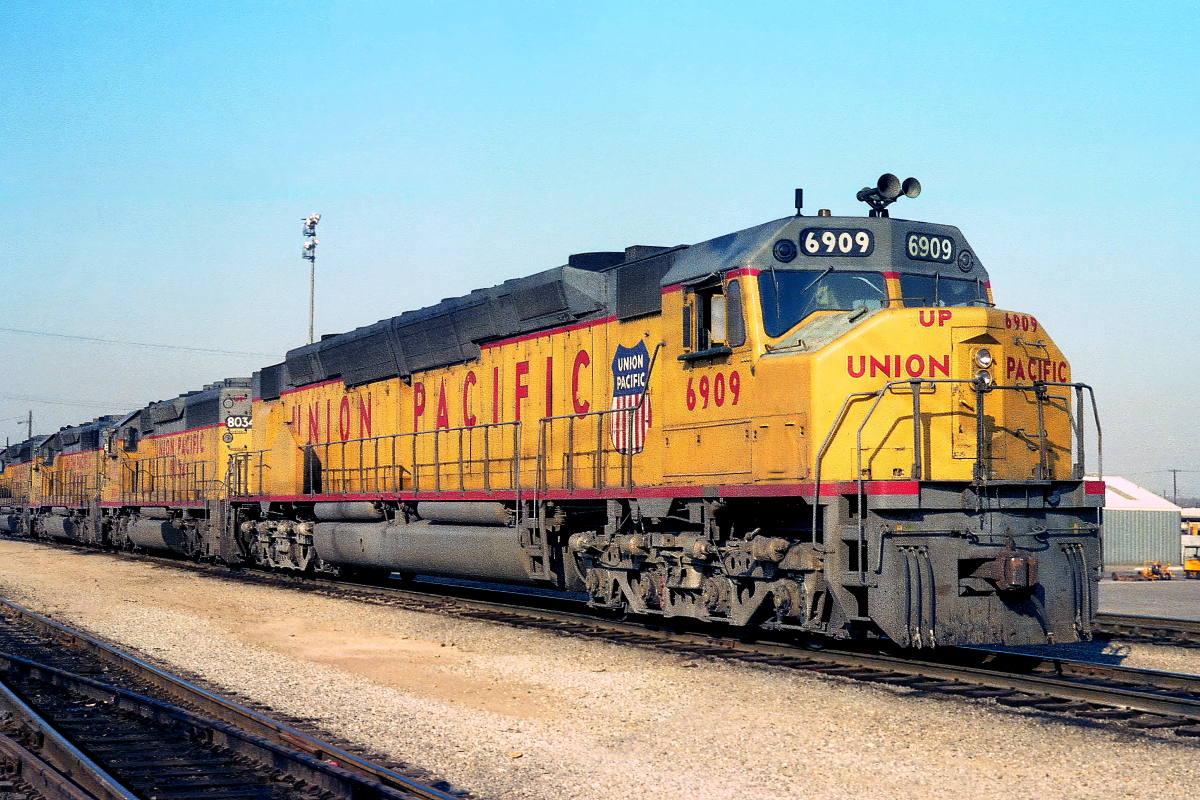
[[794, 267, 834, 323]]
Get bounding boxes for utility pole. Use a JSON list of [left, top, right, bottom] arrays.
[[1170, 468, 1181, 505], [302, 213, 320, 345]]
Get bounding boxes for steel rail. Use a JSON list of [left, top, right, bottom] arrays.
[[727, 642, 1200, 722], [0, 678, 134, 800], [278, 576, 1200, 727], [433, 594, 1200, 726], [1094, 612, 1200, 645], [0, 650, 419, 800], [9, 539, 1200, 741], [210, 568, 1200, 726], [0, 598, 460, 800]]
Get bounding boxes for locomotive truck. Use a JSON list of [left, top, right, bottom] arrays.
[[0, 176, 1103, 648]]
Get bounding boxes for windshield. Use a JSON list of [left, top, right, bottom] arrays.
[[899, 274, 986, 307], [758, 270, 886, 337]]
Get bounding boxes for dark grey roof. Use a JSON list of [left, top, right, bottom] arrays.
[[662, 215, 987, 286], [4, 435, 51, 465], [124, 378, 250, 437], [40, 416, 120, 455], [273, 246, 685, 392], [267, 213, 988, 392]]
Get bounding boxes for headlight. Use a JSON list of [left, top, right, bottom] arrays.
[[974, 370, 994, 390], [974, 348, 994, 369]]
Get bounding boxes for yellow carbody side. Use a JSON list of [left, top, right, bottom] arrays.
[[40, 449, 106, 506], [241, 270, 1073, 497], [116, 426, 232, 505], [0, 461, 35, 504]]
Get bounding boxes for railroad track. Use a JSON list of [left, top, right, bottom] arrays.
[[0, 598, 464, 800], [107, 550, 1200, 741], [9, 537, 1200, 749], [251, 569, 1200, 741], [1094, 612, 1200, 647]]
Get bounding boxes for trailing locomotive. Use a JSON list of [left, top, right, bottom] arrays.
[[0, 177, 1103, 648]]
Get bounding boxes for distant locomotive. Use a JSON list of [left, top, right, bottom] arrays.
[[0, 176, 1104, 648]]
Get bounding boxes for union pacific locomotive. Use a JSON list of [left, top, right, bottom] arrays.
[[0, 177, 1103, 648]]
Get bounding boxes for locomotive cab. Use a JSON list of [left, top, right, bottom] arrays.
[[654, 203, 1101, 647]]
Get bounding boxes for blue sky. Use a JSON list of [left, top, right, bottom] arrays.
[[2, 1, 1197, 494]]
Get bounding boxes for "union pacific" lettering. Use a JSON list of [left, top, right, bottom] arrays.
[[847, 354, 950, 379], [1006, 357, 1068, 382]]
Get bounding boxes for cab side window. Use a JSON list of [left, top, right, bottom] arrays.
[[726, 279, 746, 347], [683, 279, 746, 352], [695, 285, 724, 351]]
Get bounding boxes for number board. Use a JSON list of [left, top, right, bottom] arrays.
[[225, 415, 252, 430], [905, 232, 956, 263], [801, 228, 874, 257]]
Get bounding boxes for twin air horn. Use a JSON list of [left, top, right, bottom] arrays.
[[856, 173, 921, 217]]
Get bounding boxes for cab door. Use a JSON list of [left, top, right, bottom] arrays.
[[663, 276, 755, 481]]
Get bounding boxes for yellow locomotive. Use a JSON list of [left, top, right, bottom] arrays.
[[0, 177, 1103, 648]]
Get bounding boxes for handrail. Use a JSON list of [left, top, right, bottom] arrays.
[[1039, 381, 1102, 480], [811, 378, 1102, 564], [297, 420, 523, 496], [811, 391, 879, 548], [536, 342, 663, 496], [120, 453, 218, 504], [536, 404, 646, 492]]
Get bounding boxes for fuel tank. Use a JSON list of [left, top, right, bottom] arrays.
[[312, 519, 534, 584], [417, 501, 513, 526], [40, 515, 84, 542], [313, 501, 385, 522], [126, 518, 188, 553]]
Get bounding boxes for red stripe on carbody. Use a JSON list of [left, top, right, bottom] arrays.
[[96, 500, 209, 508], [231, 480, 928, 504], [724, 268, 761, 280], [138, 424, 222, 441]]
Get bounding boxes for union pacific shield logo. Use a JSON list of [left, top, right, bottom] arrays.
[[610, 341, 652, 455]]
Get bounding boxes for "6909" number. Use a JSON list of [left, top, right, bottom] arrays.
[[906, 232, 955, 263], [686, 371, 742, 411], [801, 228, 874, 257]]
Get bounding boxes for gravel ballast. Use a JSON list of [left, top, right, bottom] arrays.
[[1, 539, 1198, 799]]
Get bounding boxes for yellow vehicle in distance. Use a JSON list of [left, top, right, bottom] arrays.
[[1182, 533, 1200, 579]]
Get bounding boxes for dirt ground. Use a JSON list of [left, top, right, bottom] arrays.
[[1, 539, 1198, 800]]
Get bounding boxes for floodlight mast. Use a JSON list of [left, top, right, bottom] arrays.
[[302, 214, 320, 344]]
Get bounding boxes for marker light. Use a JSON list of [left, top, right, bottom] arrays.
[[974, 349, 994, 369]]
